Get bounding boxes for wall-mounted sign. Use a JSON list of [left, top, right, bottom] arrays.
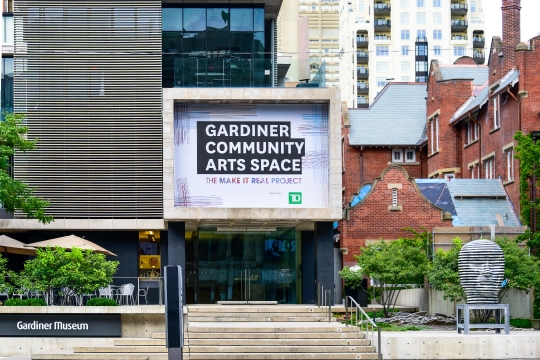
[[0, 314, 121, 337], [174, 103, 329, 208]]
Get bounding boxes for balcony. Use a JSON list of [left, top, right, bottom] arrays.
[[357, 51, 369, 64], [374, 19, 391, 31], [356, 69, 369, 80], [373, 3, 391, 16], [357, 98, 369, 108], [357, 83, 369, 94], [451, 19, 468, 32], [473, 50, 485, 64], [356, 36, 369, 48], [451, 34, 468, 41], [450, 2, 468, 16], [473, 36, 485, 48]]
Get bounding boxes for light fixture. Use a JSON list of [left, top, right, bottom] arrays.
[[148, 231, 154, 235]]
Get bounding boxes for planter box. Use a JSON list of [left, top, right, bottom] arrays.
[[531, 319, 540, 329]]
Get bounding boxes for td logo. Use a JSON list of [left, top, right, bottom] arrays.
[[288, 192, 302, 204]]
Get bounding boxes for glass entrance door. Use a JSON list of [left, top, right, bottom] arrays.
[[185, 228, 299, 304]]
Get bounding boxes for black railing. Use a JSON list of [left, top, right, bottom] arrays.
[[450, 3, 468, 10], [451, 19, 468, 26]]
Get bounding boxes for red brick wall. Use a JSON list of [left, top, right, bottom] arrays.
[[339, 166, 452, 265]]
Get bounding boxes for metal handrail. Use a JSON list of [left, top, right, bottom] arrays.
[[317, 283, 332, 323], [344, 296, 381, 360]]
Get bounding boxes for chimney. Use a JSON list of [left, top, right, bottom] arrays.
[[501, 0, 521, 49]]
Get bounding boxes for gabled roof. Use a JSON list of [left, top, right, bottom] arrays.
[[439, 66, 488, 86], [416, 179, 520, 227], [348, 83, 426, 146]]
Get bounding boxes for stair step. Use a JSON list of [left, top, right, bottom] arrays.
[[187, 346, 376, 353], [188, 316, 336, 322], [186, 332, 365, 339], [187, 306, 329, 313], [115, 338, 369, 346], [74, 346, 167, 353], [32, 351, 168, 360], [188, 312, 329, 317]]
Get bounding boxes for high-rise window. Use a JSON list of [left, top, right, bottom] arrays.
[[454, 46, 466, 56], [401, 0, 410, 7], [401, 75, 410, 81], [401, 12, 410, 24], [433, 12, 442, 24], [417, 13, 426, 24], [376, 46, 389, 56], [433, 45, 442, 55], [401, 61, 410, 72], [358, 1, 365, 12], [417, 30, 426, 40], [471, 1, 477, 12], [376, 62, 390, 72], [401, 45, 410, 55], [433, 0, 441, 7], [433, 29, 442, 40], [376, 77, 388, 87], [417, 0, 425, 7], [1, 58, 14, 119], [401, 29, 410, 40]]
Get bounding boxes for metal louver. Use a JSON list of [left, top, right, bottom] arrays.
[[13, 0, 163, 219]]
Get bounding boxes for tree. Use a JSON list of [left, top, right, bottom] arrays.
[[0, 253, 9, 294], [16, 246, 119, 305], [0, 112, 53, 224], [427, 238, 465, 303], [354, 238, 429, 317], [514, 131, 540, 230]]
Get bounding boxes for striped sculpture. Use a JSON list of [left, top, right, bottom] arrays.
[[458, 240, 505, 304]]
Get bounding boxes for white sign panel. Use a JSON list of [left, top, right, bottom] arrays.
[[174, 103, 328, 208]]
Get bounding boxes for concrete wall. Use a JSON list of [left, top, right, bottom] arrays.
[[428, 288, 533, 318], [388, 288, 426, 310]]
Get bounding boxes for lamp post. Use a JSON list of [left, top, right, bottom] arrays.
[[531, 131, 540, 233]]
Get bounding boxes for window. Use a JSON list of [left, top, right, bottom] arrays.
[[494, 95, 501, 129], [416, 44, 427, 56], [417, 13, 426, 24], [401, 75, 411, 81], [401, 61, 410, 72], [401, 45, 410, 55], [376, 62, 389, 72], [454, 46, 466, 56], [3, 15, 14, 43], [401, 29, 410, 40], [433, 12, 442, 24], [401, 0, 409, 7], [506, 148, 514, 182], [392, 188, 398, 207], [417, 0, 425, 7], [393, 149, 403, 162], [467, 120, 478, 144], [376, 77, 388, 87], [433, 0, 441, 7], [484, 158, 494, 179], [430, 116, 439, 154], [376, 46, 389, 56], [433, 29, 442, 40], [358, 1, 365, 12], [416, 61, 428, 72], [471, 1, 476, 12], [433, 45, 442, 56], [469, 164, 477, 179], [405, 149, 416, 162], [417, 30, 426, 40], [401, 12, 409, 24]]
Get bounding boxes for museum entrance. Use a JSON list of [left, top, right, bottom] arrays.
[[185, 228, 299, 304]]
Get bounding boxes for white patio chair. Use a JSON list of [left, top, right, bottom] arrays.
[[98, 285, 114, 299], [138, 286, 150, 305], [117, 283, 135, 305], [0, 291, 9, 301]]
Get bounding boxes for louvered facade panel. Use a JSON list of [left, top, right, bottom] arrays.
[[13, 0, 163, 219]]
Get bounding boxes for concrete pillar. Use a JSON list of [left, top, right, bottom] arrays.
[[167, 222, 186, 284], [301, 231, 315, 304], [314, 222, 334, 304]]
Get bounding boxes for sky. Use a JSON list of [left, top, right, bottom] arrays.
[[483, 0, 540, 43]]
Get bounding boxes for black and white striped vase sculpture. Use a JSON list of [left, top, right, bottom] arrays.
[[458, 239, 505, 304]]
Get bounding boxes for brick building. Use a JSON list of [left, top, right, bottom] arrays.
[[426, 0, 540, 216]]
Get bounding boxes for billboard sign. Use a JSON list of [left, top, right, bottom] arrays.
[[174, 103, 329, 208]]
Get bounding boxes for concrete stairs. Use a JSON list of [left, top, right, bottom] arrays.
[[31, 305, 379, 360]]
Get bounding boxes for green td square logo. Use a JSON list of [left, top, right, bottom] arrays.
[[288, 192, 302, 204]]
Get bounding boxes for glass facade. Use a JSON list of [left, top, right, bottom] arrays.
[[1, 58, 14, 119], [162, 6, 271, 87], [185, 228, 300, 304]]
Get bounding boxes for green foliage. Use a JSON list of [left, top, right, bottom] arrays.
[[86, 297, 118, 306], [0, 253, 8, 293], [510, 318, 532, 328], [428, 238, 465, 303], [514, 132, 540, 227], [495, 237, 540, 301], [4, 298, 46, 306], [16, 246, 119, 305], [516, 229, 540, 256], [0, 113, 53, 224], [354, 238, 428, 317], [534, 292, 540, 319], [338, 266, 364, 289]]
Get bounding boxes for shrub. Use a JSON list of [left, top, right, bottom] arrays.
[[86, 298, 118, 306], [510, 318, 532, 328], [4, 298, 46, 306]]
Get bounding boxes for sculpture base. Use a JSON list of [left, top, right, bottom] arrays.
[[456, 303, 510, 335]]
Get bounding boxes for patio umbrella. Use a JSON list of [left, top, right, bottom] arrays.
[[26, 234, 116, 256], [0, 235, 36, 256]]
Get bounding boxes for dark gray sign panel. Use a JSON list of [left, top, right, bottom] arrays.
[[0, 314, 121, 337]]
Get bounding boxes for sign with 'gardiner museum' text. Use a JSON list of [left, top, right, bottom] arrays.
[[173, 103, 329, 208]]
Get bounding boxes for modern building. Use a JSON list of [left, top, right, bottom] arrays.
[[1, 0, 342, 305], [1, 0, 14, 117], [339, 0, 486, 108]]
